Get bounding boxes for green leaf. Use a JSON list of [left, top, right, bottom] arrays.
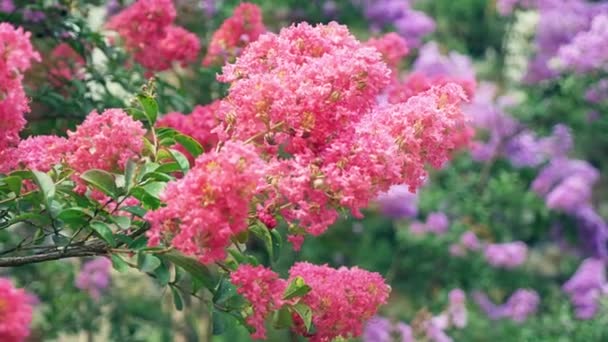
[[80, 169, 118, 198], [124, 159, 137, 191], [32, 171, 55, 204], [2, 176, 22, 195], [131, 187, 161, 209], [213, 277, 238, 306], [156, 127, 179, 140], [250, 223, 274, 260], [212, 308, 228, 335], [57, 207, 91, 226], [155, 162, 181, 174], [163, 252, 217, 291], [137, 253, 161, 273], [137, 94, 159, 125], [283, 276, 312, 300], [90, 221, 116, 247], [291, 303, 313, 332], [168, 149, 190, 173], [272, 306, 293, 329], [112, 215, 131, 230], [141, 171, 174, 182], [126, 107, 147, 122], [170, 286, 184, 311], [111, 254, 129, 273], [270, 229, 282, 262], [175, 134, 204, 157], [142, 182, 166, 197], [129, 235, 148, 249], [154, 261, 171, 286], [121, 206, 147, 218]]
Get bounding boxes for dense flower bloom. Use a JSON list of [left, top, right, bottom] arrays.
[[66, 109, 145, 177], [575, 206, 608, 258], [202, 3, 265, 66], [484, 241, 528, 269], [0, 278, 34, 342], [0, 0, 14, 13], [375, 185, 418, 219], [217, 21, 391, 153], [230, 265, 286, 339], [107, 0, 199, 71], [289, 262, 390, 342], [473, 289, 539, 322], [107, 0, 176, 42], [365, 33, 409, 74], [13, 135, 69, 172], [563, 258, 608, 319], [75, 258, 112, 301], [48, 43, 85, 86], [145, 141, 265, 263], [557, 14, 608, 73], [447, 289, 467, 328], [0, 23, 40, 171], [157, 100, 221, 153]]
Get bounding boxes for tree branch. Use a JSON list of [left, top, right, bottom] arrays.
[[0, 241, 108, 267]]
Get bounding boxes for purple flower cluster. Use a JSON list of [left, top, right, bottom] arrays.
[[557, 14, 608, 73], [449, 231, 481, 256], [523, 0, 608, 82], [75, 257, 112, 301], [467, 83, 572, 167], [0, 0, 14, 13], [484, 241, 528, 269], [532, 158, 608, 257], [363, 316, 414, 342], [357, 0, 435, 47], [585, 79, 608, 105], [473, 289, 540, 322], [413, 42, 476, 81], [364, 289, 467, 342], [563, 258, 608, 319], [375, 185, 418, 219], [410, 212, 450, 235]]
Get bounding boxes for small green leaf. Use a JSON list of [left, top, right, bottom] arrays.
[[272, 306, 293, 329], [283, 276, 312, 300], [121, 206, 147, 218], [32, 171, 55, 203], [250, 223, 274, 260], [137, 94, 159, 125], [141, 171, 174, 182], [57, 207, 91, 226], [2, 176, 22, 195], [163, 252, 217, 291], [154, 261, 171, 286], [129, 235, 148, 249], [111, 254, 129, 273], [112, 215, 131, 230], [131, 187, 161, 209], [90, 221, 116, 247], [213, 277, 238, 306], [124, 159, 137, 191], [81, 169, 118, 198], [138, 253, 161, 273], [291, 303, 313, 332], [175, 134, 204, 157], [270, 229, 282, 262], [126, 107, 147, 122], [155, 162, 181, 174], [167, 149, 190, 173], [212, 308, 228, 335], [156, 127, 179, 140], [170, 286, 184, 311]]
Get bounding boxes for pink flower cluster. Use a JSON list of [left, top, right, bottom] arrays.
[[107, 0, 200, 72], [231, 263, 390, 341], [449, 230, 481, 256], [212, 22, 469, 246], [0, 23, 40, 172], [230, 264, 287, 339], [202, 3, 265, 66], [157, 100, 221, 153], [0, 278, 34, 342], [67, 108, 145, 177], [48, 43, 85, 86], [145, 141, 265, 264], [365, 32, 409, 74], [13, 135, 69, 172]]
